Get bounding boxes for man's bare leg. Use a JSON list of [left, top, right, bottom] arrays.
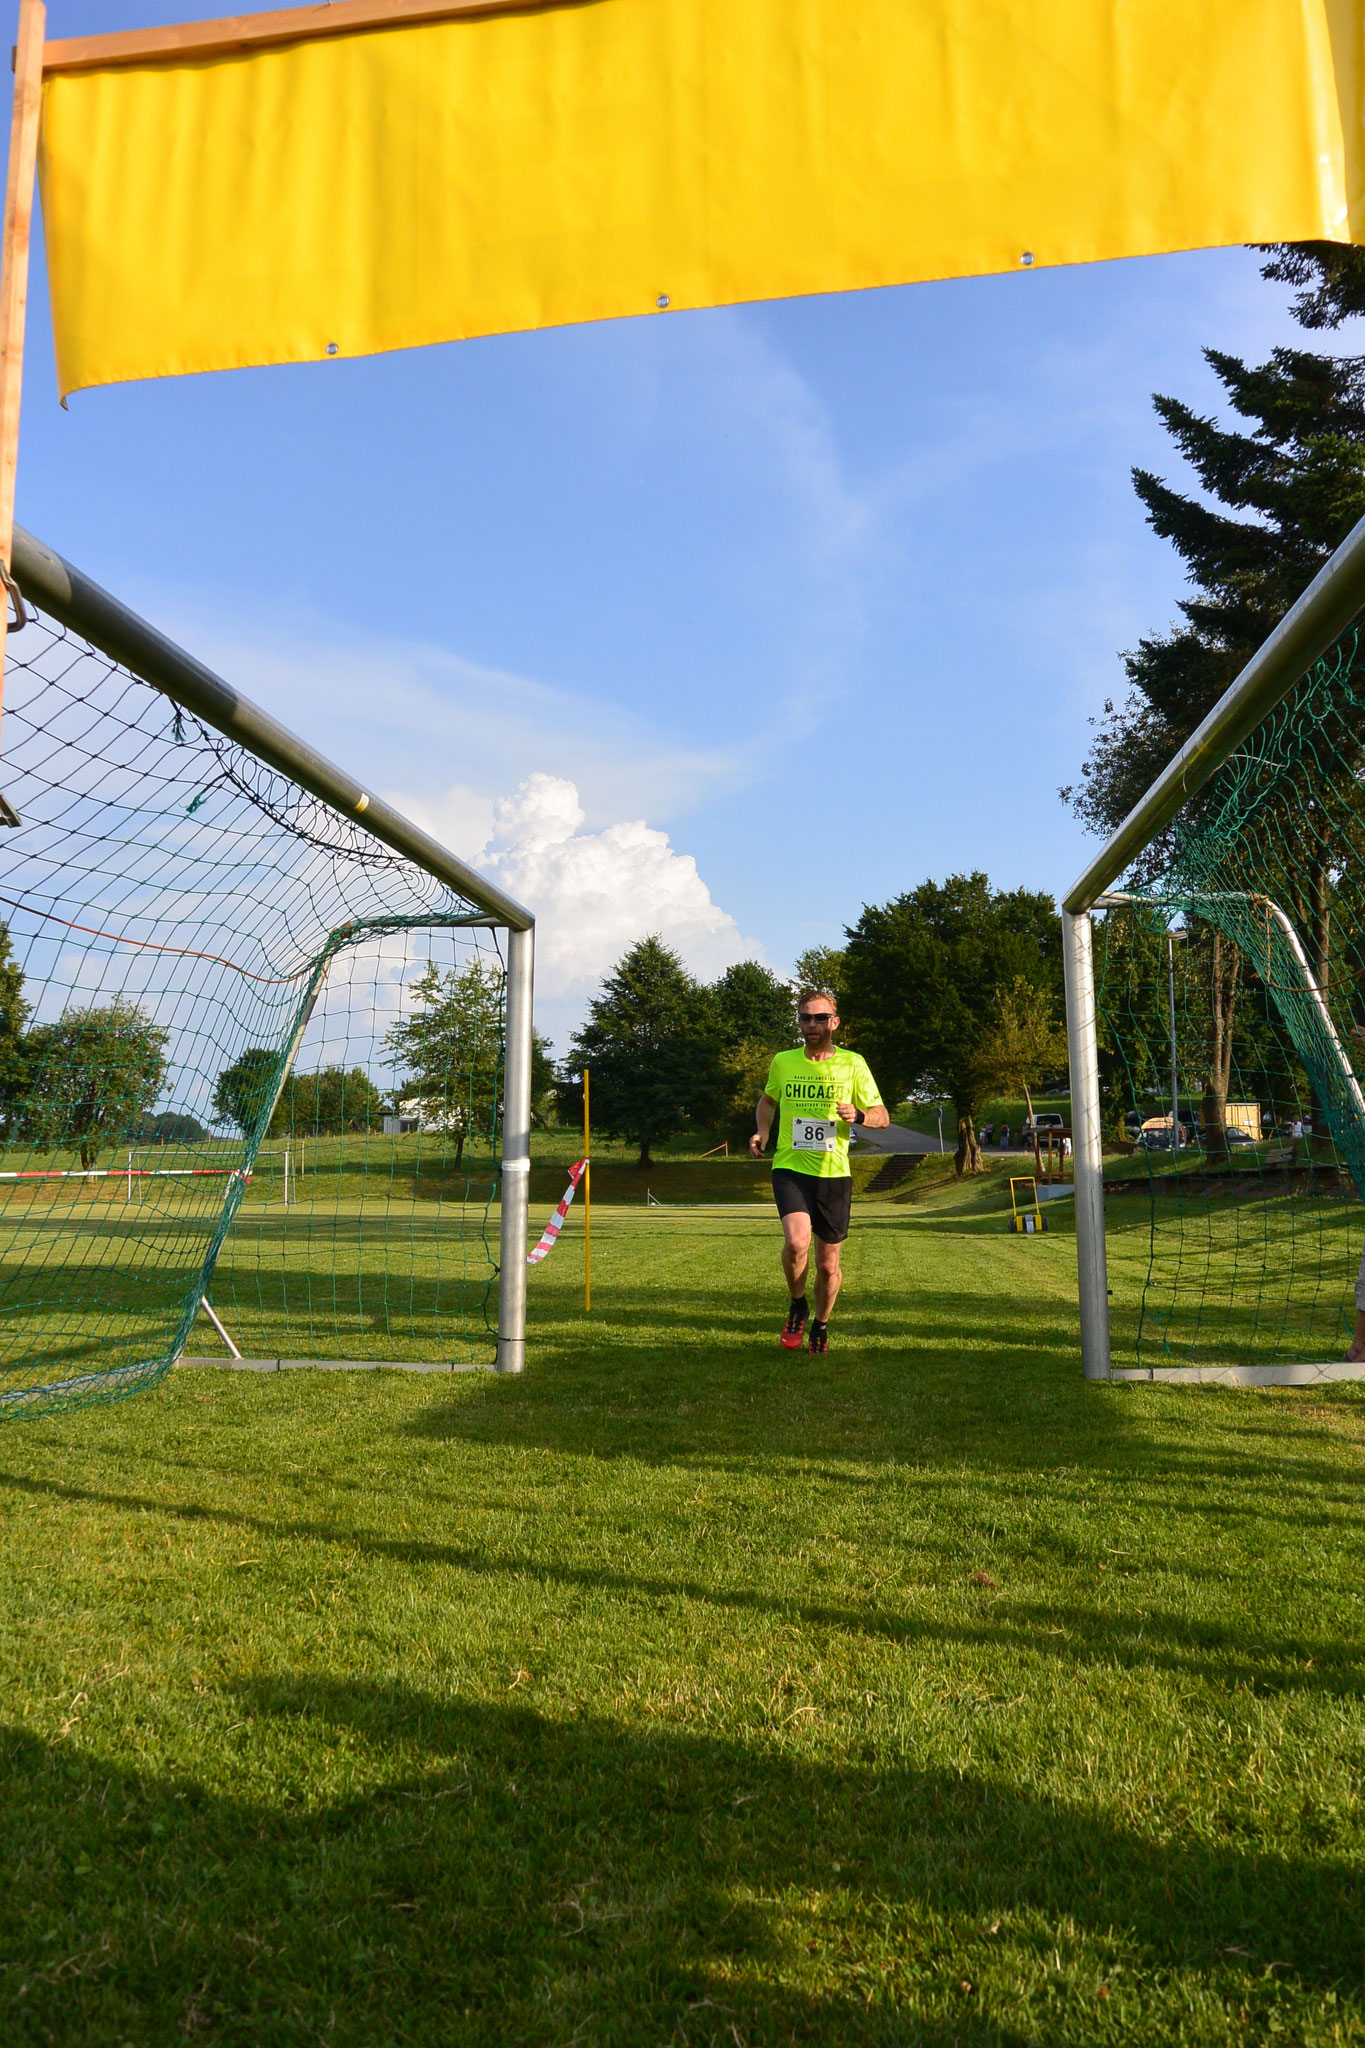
[[812, 1238, 843, 1323], [782, 1213, 812, 1298], [1348, 1308, 1365, 1362]]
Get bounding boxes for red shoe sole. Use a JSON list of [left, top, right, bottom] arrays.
[[780, 1330, 805, 1349]]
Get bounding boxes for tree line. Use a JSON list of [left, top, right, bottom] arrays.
[[0, 946, 557, 1172], [559, 881, 1069, 1173], [214, 959, 555, 1163]]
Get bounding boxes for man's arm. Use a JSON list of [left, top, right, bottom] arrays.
[[835, 1059, 890, 1128], [834, 1099, 890, 1127], [750, 1092, 777, 1158]]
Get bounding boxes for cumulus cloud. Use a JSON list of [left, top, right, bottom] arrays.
[[395, 770, 763, 1037], [476, 773, 759, 998]]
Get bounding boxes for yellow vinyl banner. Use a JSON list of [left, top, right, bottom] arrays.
[[38, 0, 1365, 398]]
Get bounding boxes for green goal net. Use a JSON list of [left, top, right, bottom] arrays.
[[0, 597, 508, 1419], [1095, 628, 1365, 1371]]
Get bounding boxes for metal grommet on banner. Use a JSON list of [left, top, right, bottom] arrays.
[[0, 559, 27, 633]]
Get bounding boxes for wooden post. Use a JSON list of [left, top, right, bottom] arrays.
[[0, 0, 44, 785], [583, 1067, 591, 1313]]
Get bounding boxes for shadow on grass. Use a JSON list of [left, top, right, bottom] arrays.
[[1, 1681, 1360, 2045], [0, 1462, 1360, 1702]]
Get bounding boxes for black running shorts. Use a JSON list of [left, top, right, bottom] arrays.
[[771, 1167, 853, 1245]]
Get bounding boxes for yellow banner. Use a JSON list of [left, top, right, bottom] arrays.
[[38, 0, 1365, 398]]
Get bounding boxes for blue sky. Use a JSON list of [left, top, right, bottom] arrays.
[[14, 4, 1333, 1047]]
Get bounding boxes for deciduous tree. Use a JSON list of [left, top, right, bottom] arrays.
[[384, 960, 504, 1166], [842, 874, 1060, 1173], [272, 1065, 387, 1139], [792, 946, 848, 1016], [17, 1000, 169, 1169], [212, 1047, 278, 1137], [974, 977, 1069, 1125], [711, 961, 794, 1138], [712, 961, 793, 1053], [0, 920, 28, 1115]]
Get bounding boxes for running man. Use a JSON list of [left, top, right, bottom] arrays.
[[749, 989, 889, 1354]]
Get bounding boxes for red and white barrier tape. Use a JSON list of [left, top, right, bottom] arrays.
[[0, 1165, 248, 1182], [527, 1159, 586, 1264]]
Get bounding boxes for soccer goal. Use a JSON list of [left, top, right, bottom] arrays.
[[0, 526, 534, 1419], [1062, 514, 1365, 1384]]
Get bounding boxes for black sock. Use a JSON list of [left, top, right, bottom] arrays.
[[790, 1293, 808, 1313], [809, 1317, 827, 1332]]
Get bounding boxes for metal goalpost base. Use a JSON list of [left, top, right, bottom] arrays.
[[9, 524, 536, 1380], [1061, 505, 1365, 1387], [180, 1357, 496, 1375]]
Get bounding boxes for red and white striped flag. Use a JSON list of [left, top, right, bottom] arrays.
[[526, 1160, 587, 1265]]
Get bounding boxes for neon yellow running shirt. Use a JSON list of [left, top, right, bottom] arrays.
[[763, 1047, 884, 1179]]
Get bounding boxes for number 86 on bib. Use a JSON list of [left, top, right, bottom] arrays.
[[792, 1116, 836, 1152]]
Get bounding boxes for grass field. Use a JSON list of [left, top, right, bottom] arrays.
[[2, 1174, 1365, 2044]]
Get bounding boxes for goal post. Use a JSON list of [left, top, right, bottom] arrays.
[[1062, 906, 1110, 1381], [0, 523, 535, 1415], [1062, 508, 1365, 1384]]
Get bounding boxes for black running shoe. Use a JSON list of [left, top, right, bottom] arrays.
[[780, 1297, 809, 1350], [807, 1319, 829, 1355]]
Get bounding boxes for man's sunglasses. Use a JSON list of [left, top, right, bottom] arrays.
[[798, 1012, 834, 1024]]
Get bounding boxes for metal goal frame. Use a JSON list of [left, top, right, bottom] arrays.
[[6, 523, 536, 1376], [1061, 510, 1365, 1386]]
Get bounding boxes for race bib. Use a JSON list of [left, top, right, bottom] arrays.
[[791, 1115, 837, 1152]]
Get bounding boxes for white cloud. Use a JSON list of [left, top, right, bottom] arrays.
[[398, 772, 761, 1016], [114, 589, 767, 1046], [141, 601, 748, 833]]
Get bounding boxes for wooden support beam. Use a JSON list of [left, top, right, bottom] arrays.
[[41, 0, 589, 76], [0, 0, 43, 817]]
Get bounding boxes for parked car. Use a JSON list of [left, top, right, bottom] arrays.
[[1135, 1121, 1196, 1152], [1019, 1113, 1065, 1144], [1224, 1127, 1256, 1149]]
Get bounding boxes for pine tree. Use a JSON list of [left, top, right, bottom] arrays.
[[1064, 244, 1365, 853], [562, 937, 720, 1166]]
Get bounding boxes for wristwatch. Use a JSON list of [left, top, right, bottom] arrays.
[[854, 1110, 866, 1125]]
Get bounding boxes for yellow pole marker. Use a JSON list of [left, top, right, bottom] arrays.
[[583, 1067, 591, 1313]]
